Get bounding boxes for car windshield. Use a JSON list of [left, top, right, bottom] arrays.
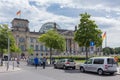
[[67, 59, 74, 62]]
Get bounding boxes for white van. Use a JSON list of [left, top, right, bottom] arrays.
[[80, 57, 117, 75]]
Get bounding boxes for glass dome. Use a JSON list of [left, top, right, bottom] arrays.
[[39, 22, 60, 33]]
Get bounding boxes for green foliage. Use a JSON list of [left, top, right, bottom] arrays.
[[103, 47, 114, 55], [48, 56, 120, 62], [74, 13, 102, 59], [114, 47, 120, 54], [0, 24, 16, 54], [74, 12, 102, 47], [3, 49, 7, 54], [38, 30, 66, 64], [15, 47, 22, 55], [48, 56, 86, 60], [38, 30, 66, 51], [27, 47, 34, 55], [103, 47, 120, 55]]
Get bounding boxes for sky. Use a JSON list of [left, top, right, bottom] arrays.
[[0, 0, 120, 48]]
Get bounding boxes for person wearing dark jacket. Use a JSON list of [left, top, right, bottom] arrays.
[[42, 57, 46, 69], [34, 56, 39, 69]]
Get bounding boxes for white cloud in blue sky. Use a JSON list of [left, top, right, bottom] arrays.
[[0, 0, 120, 48]]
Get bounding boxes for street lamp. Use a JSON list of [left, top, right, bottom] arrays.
[[7, 30, 10, 71]]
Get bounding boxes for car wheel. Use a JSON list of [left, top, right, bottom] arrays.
[[98, 69, 103, 75], [80, 67, 85, 72], [54, 64, 57, 69], [72, 66, 75, 70], [63, 65, 67, 70], [110, 72, 114, 75]]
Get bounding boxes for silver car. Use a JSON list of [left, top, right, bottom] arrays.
[[54, 59, 76, 69], [80, 57, 117, 75]]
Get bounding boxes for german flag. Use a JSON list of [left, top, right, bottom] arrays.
[[16, 10, 21, 16], [102, 32, 106, 40]]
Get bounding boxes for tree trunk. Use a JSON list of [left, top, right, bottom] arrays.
[[0, 52, 3, 66], [50, 48, 52, 64], [85, 47, 88, 60]]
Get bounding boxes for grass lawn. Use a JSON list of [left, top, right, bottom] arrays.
[[75, 60, 85, 63]]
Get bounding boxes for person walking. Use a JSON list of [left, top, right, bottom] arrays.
[[42, 57, 46, 69], [34, 56, 39, 69], [16, 57, 20, 67]]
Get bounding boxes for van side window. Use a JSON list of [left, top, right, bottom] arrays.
[[87, 59, 93, 64], [93, 59, 104, 64], [107, 58, 116, 64]]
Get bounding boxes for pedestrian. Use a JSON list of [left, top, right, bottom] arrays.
[[114, 56, 119, 66], [42, 57, 46, 69], [16, 57, 20, 67], [52, 57, 55, 64], [34, 56, 39, 69]]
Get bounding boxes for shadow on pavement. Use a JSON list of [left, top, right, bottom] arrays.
[[64, 69, 117, 77], [64, 69, 81, 73]]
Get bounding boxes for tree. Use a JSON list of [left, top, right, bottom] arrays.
[[114, 47, 120, 54], [103, 47, 114, 55], [0, 24, 16, 65], [74, 13, 102, 60], [15, 47, 22, 57], [27, 47, 34, 55], [38, 30, 66, 64]]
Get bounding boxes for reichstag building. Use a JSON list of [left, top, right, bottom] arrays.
[[11, 18, 102, 57]]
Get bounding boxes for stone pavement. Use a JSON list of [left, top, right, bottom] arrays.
[[116, 67, 120, 74], [0, 62, 21, 73]]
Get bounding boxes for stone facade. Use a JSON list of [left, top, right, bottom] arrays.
[[11, 18, 102, 57]]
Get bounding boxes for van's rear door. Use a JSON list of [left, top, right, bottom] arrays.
[[107, 58, 117, 71]]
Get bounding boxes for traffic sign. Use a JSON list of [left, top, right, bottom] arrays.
[[90, 41, 94, 46]]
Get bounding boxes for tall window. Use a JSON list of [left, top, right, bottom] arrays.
[[30, 45, 34, 50], [35, 45, 39, 51], [40, 45, 43, 51], [19, 37, 25, 42], [81, 47, 83, 52], [20, 45, 25, 51], [45, 46, 47, 51], [30, 37, 34, 43], [35, 38, 38, 43]]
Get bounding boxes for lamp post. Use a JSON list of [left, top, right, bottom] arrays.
[[7, 30, 10, 71]]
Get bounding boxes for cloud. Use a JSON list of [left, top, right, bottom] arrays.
[[92, 17, 120, 30], [92, 16, 120, 47], [29, 0, 120, 12], [0, 0, 120, 48]]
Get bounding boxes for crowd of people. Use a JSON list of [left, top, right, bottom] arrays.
[[34, 55, 47, 69], [13, 54, 120, 68]]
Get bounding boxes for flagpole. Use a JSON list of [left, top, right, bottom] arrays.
[[19, 13, 21, 18], [16, 10, 21, 18], [105, 32, 107, 47], [19, 11, 21, 18]]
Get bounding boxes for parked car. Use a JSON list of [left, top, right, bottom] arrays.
[[27, 58, 48, 66], [27, 58, 34, 65], [80, 57, 117, 75], [54, 59, 76, 69]]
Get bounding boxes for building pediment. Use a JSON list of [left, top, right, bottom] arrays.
[[61, 30, 74, 36]]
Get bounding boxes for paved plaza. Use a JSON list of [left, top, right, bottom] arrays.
[[0, 61, 120, 80], [0, 61, 21, 73]]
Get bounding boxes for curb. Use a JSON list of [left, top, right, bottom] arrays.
[[0, 65, 21, 73], [116, 67, 120, 75]]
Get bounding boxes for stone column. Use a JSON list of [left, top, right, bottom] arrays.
[[66, 39, 67, 53], [69, 39, 72, 54]]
